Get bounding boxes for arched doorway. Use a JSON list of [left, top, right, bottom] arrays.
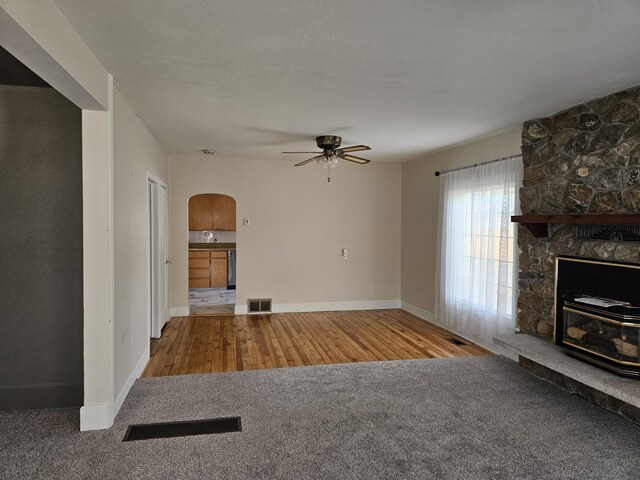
[[187, 194, 237, 315]]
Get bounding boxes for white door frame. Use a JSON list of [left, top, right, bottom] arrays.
[[147, 171, 169, 339]]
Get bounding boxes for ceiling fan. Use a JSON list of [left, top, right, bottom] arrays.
[[283, 135, 371, 181]]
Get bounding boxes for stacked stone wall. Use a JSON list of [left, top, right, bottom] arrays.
[[518, 86, 640, 338]]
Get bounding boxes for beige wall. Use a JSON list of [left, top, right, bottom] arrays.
[[170, 156, 402, 312], [400, 127, 523, 314], [113, 86, 168, 400]]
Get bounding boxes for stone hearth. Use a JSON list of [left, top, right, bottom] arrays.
[[495, 334, 640, 424], [518, 86, 640, 338]]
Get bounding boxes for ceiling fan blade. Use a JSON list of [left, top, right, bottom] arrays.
[[335, 144, 371, 154], [294, 155, 324, 166], [283, 151, 322, 154], [341, 154, 371, 164]]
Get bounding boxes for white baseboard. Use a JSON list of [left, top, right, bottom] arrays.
[[170, 306, 189, 316], [114, 345, 150, 415], [400, 301, 512, 358], [271, 300, 401, 313], [80, 402, 112, 431], [230, 301, 402, 315], [235, 300, 400, 315]]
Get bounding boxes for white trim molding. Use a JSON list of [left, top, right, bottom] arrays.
[[114, 345, 150, 414], [80, 403, 112, 431], [272, 300, 401, 313], [238, 300, 401, 315]]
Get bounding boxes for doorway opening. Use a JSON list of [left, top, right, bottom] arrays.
[[0, 46, 84, 409], [188, 194, 237, 315], [148, 175, 169, 339]]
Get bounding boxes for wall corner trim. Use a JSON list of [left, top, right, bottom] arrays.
[[80, 402, 112, 431], [114, 345, 150, 415], [400, 301, 436, 322]]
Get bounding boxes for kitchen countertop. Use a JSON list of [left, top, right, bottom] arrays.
[[189, 243, 236, 250]]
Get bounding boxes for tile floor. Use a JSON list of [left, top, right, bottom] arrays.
[[188, 288, 235, 315], [189, 288, 236, 306]]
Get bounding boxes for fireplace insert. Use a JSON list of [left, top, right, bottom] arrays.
[[555, 256, 640, 378]]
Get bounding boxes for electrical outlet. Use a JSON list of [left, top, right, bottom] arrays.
[[132, 336, 136, 349], [342, 248, 348, 260]]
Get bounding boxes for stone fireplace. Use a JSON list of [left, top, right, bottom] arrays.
[[517, 85, 640, 339]]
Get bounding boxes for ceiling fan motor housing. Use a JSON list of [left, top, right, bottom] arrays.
[[316, 135, 342, 151]]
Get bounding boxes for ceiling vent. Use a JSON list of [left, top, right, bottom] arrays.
[[248, 298, 272, 314]]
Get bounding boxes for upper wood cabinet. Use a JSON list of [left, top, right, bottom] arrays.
[[188, 195, 212, 230], [211, 195, 236, 231], [188, 194, 236, 231]]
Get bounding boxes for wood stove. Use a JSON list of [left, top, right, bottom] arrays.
[[555, 256, 640, 378]]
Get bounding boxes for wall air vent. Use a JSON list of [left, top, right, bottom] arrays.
[[248, 298, 272, 313]]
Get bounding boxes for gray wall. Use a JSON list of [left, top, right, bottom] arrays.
[[0, 85, 83, 409]]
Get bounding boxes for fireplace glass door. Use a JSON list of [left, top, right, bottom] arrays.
[[563, 302, 640, 365], [555, 256, 640, 377]]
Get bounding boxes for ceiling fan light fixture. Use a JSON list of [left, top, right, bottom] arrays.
[[284, 135, 372, 177], [316, 152, 340, 168]]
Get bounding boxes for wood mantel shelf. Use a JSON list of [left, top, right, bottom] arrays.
[[511, 214, 640, 237]]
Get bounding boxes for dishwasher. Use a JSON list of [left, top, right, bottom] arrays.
[[227, 250, 236, 290]]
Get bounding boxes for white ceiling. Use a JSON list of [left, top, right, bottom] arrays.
[[53, 0, 640, 163]]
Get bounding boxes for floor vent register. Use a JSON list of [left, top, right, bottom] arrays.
[[122, 417, 242, 442], [248, 298, 272, 313]]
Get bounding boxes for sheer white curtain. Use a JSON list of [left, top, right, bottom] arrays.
[[438, 156, 522, 344]]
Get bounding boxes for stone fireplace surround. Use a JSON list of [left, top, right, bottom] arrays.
[[498, 85, 640, 424], [517, 85, 640, 339]]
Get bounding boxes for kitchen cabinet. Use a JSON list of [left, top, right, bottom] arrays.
[[210, 251, 228, 288], [188, 195, 212, 231], [188, 194, 236, 231], [188, 250, 229, 288], [211, 195, 236, 231]]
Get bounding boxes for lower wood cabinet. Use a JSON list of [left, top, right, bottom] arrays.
[[209, 251, 228, 288], [189, 250, 228, 288]]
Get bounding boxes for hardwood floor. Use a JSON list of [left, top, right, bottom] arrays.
[[142, 309, 491, 377]]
